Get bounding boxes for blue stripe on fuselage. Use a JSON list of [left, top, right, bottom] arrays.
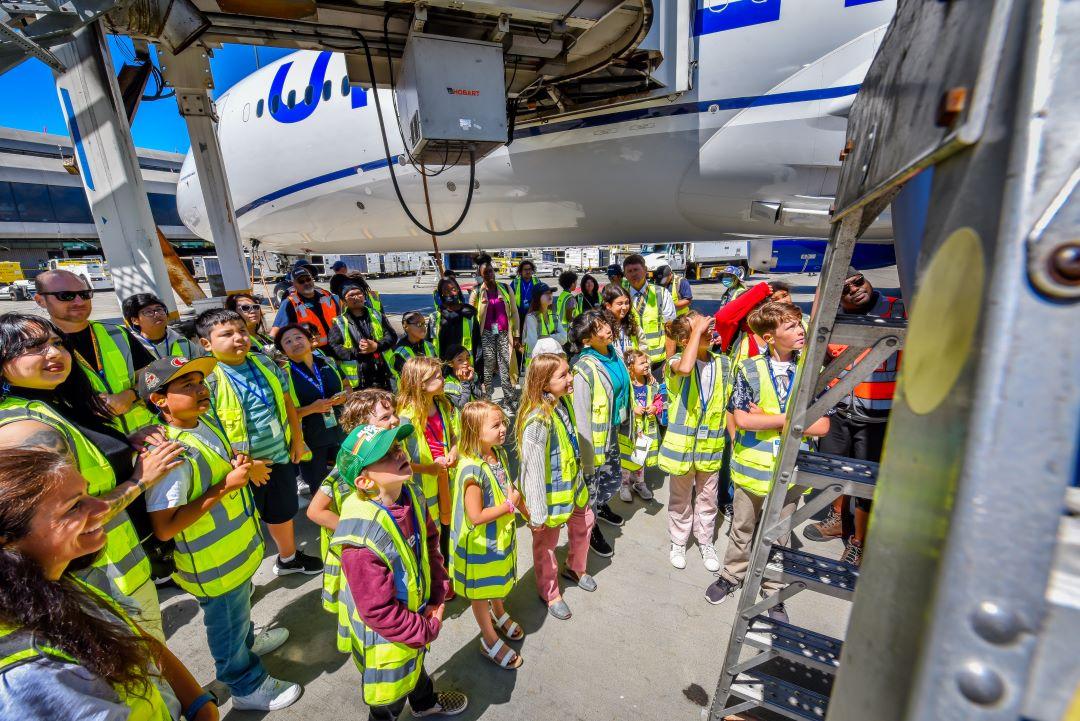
[[694, 0, 782, 36]]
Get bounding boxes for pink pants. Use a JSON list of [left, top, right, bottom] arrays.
[[667, 469, 720, 547], [530, 504, 595, 603]]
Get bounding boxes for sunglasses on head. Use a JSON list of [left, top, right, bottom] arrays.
[[40, 290, 93, 301]]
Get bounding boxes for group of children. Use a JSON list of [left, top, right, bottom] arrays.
[[121, 286, 822, 718]]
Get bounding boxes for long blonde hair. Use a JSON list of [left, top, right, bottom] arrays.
[[459, 400, 505, 459], [515, 353, 567, 446], [396, 355, 443, 421]]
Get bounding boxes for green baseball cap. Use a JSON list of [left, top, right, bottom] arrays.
[[336, 423, 414, 484]]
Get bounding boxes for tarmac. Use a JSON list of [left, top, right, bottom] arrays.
[[1, 266, 899, 720]]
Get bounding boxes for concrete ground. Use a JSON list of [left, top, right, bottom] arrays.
[[1, 266, 899, 719]]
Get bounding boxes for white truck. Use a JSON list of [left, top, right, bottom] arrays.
[[47, 257, 112, 290], [639, 242, 750, 280]]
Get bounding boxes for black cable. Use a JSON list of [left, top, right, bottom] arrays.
[[354, 28, 477, 237]]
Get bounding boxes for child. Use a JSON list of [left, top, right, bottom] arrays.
[[396, 356, 460, 557], [194, 308, 323, 576], [704, 302, 830, 619], [390, 311, 437, 389], [450, 401, 523, 669], [659, 312, 731, 573], [441, 342, 481, 411], [619, 348, 661, 503], [555, 270, 579, 327], [522, 282, 567, 359], [139, 356, 302, 711], [307, 389, 398, 622], [517, 353, 596, 621], [331, 424, 468, 720]]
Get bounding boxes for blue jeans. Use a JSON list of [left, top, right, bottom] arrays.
[[198, 581, 267, 697]]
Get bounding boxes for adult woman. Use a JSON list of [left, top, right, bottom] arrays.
[[225, 293, 277, 359], [276, 323, 347, 493], [601, 284, 645, 357], [471, 261, 520, 408], [0, 314, 184, 641], [0, 449, 217, 721], [579, 274, 602, 313], [522, 283, 567, 360], [569, 311, 631, 557]]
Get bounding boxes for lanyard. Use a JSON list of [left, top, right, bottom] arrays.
[[762, 354, 793, 414], [221, 360, 270, 407], [370, 494, 425, 599], [75, 327, 107, 384], [290, 359, 326, 397]]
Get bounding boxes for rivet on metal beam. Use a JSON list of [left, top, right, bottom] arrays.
[[1047, 242, 1080, 285], [936, 86, 968, 127]]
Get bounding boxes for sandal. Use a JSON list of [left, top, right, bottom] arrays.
[[489, 608, 525, 640], [479, 638, 523, 669]]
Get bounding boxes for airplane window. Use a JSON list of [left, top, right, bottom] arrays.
[[304, 85, 313, 105], [322, 80, 331, 101], [242, 103, 250, 122], [256, 99, 264, 117], [341, 77, 349, 97], [270, 95, 280, 113], [287, 90, 296, 108]]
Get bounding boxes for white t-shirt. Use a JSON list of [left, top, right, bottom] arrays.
[[769, 359, 793, 403], [697, 358, 717, 408], [144, 421, 231, 512]]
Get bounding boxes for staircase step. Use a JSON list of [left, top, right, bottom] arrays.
[[795, 450, 877, 499], [744, 615, 843, 674], [828, 312, 907, 346], [764, 546, 858, 600], [728, 666, 831, 721]]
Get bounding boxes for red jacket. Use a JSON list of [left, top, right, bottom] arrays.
[[712, 283, 771, 353]]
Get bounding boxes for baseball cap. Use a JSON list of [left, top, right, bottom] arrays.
[[720, 265, 745, 280], [533, 281, 552, 298], [291, 259, 317, 278], [330, 260, 347, 271], [606, 263, 623, 277], [336, 423, 415, 484], [137, 356, 218, 402]]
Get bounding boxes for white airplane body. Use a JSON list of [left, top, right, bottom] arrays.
[[176, 1, 896, 254]]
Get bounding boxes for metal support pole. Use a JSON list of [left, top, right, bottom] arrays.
[[51, 21, 176, 315], [158, 45, 251, 297]]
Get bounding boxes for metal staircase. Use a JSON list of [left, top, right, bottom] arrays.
[[711, 208, 906, 721], [0, 1, 119, 74]]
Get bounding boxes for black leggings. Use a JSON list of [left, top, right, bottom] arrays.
[[818, 414, 886, 541], [368, 665, 437, 720]]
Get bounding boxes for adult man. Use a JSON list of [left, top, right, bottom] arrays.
[[622, 254, 676, 375], [717, 265, 748, 307], [327, 283, 397, 390], [328, 259, 350, 298], [604, 263, 624, 290], [510, 260, 537, 330], [122, 292, 203, 360], [34, 270, 155, 432], [802, 268, 905, 567], [272, 260, 341, 346]]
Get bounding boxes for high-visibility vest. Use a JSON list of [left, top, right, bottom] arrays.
[[524, 399, 588, 527], [0, 397, 151, 599], [0, 577, 172, 721], [317, 468, 353, 642], [75, 321, 156, 433], [827, 295, 906, 413], [620, 381, 661, 472], [730, 355, 809, 496], [207, 352, 298, 454], [511, 276, 533, 314], [398, 398, 460, 523], [443, 376, 473, 410], [429, 308, 474, 357], [572, 352, 629, 467], [524, 310, 561, 363], [556, 291, 577, 324], [671, 277, 690, 317], [658, 353, 731, 476], [285, 289, 339, 345], [628, 284, 666, 363], [449, 447, 517, 599], [389, 340, 437, 386], [163, 422, 264, 598], [331, 485, 432, 706], [331, 314, 362, 387], [132, 327, 203, 361]]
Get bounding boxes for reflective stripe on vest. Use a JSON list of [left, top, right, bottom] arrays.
[[399, 399, 460, 523], [658, 353, 731, 476], [572, 354, 627, 468], [332, 314, 360, 386], [287, 290, 338, 345], [620, 381, 661, 472], [390, 341, 437, 383], [528, 399, 587, 527], [672, 277, 689, 317], [318, 468, 355, 631], [449, 447, 517, 599], [164, 423, 264, 598], [0, 398, 150, 598], [429, 308, 473, 357], [77, 322, 156, 433], [827, 295, 906, 412], [629, 284, 666, 362], [330, 485, 431, 706], [556, 291, 577, 324], [208, 353, 294, 450]]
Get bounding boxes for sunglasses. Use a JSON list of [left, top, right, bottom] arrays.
[[294, 274, 314, 282], [842, 276, 867, 293], [236, 303, 261, 313], [40, 290, 93, 301]]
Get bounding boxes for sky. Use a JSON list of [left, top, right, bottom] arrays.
[[0, 38, 294, 154]]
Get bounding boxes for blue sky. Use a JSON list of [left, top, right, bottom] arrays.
[[0, 38, 293, 154]]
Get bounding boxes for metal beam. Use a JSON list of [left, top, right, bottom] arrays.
[[51, 20, 176, 314]]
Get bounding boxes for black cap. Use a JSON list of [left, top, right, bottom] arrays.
[[533, 282, 552, 298], [606, 263, 623, 277], [291, 259, 317, 278], [137, 356, 218, 402], [330, 260, 347, 271]]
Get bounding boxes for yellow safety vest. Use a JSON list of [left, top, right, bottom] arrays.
[[331, 485, 432, 706], [671, 277, 689, 317], [399, 399, 460, 523], [658, 353, 731, 476], [333, 298, 387, 386], [620, 381, 661, 472], [315, 467, 356, 653], [389, 340, 437, 386], [428, 307, 474, 358], [449, 447, 516, 599], [730, 355, 809, 496], [628, 283, 666, 363], [163, 422, 264, 598], [0, 397, 150, 598], [525, 399, 588, 527], [132, 327, 203, 361], [0, 577, 172, 721], [572, 353, 629, 467], [555, 291, 577, 324], [76, 321, 157, 433], [207, 352, 296, 453]]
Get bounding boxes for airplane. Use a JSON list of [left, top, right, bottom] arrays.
[[176, 0, 897, 256]]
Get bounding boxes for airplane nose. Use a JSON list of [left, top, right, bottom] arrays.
[[176, 151, 212, 241]]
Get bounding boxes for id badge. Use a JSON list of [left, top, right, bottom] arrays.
[[772, 438, 782, 457], [696, 425, 710, 440], [323, 411, 338, 429]]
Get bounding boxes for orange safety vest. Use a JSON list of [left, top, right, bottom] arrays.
[[286, 289, 339, 346], [827, 295, 906, 412]]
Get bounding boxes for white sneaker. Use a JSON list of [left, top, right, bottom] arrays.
[[631, 481, 653, 500], [251, 627, 289, 656], [700, 544, 721, 573], [231, 675, 301, 711], [669, 543, 687, 569], [618, 485, 633, 503]]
